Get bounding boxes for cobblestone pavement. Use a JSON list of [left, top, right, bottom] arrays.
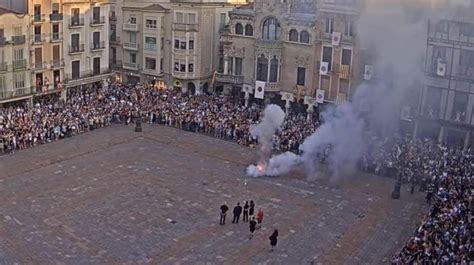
[[0, 125, 427, 264]]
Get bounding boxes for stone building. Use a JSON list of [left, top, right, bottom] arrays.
[[218, 0, 364, 112], [0, 7, 32, 105]]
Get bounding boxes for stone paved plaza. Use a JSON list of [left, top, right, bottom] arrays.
[[0, 125, 426, 264]]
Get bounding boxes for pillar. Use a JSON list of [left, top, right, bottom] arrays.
[[285, 99, 290, 115], [464, 131, 470, 152], [438, 126, 444, 145], [244, 91, 250, 108], [306, 104, 314, 122], [224, 56, 229, 75]]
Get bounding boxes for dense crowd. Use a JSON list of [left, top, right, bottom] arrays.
[[0, 82, 472, 262], [0, 82, 319, 154]]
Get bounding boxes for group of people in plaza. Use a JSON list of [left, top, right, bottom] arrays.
[[220, 201, 278, 251], [0, 81, 471, 261]]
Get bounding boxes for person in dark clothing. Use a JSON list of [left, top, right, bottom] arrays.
[[249, 217, 257, 240], [243, 201, 249, 222], [232, 202, 243, 224], [220, 203, 229, 225], [269, 229, 279, 251], [249, 200, 255, 217]]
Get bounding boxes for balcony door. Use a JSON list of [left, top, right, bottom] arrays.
[[93, 31, 100, 48], [71, 33, 79, 50], [93, 57, 101, 75], [72, 61, 80, 79]]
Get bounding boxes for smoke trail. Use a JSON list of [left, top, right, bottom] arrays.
[[246, 104, 285, 177], [247, 151, 301, 177]]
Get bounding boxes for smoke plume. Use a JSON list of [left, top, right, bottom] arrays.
[[247, 0, 467, 179]]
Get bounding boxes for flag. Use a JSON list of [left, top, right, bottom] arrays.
[[320, 62, 329, 75], [364, 65, 373, 80], [437, 58, 446, 77], [332, 32, 341, 46], [316, 89, 325, 103], [254, 81, 265, 99]]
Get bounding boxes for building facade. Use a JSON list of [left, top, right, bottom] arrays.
[[218, 0, 364, 111], [415, 11, 474, 149], [62, 0, 111, 90], [0, 7, 32, 105]]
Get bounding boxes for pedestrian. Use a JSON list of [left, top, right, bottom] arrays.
[[249, 217, 257, 240], [243, 201, 249, 222], [232, 202, 242, 224], [249, 200, 255, 216], [269, 229, 278, 251], [256, 208, 264, 226], [219, 203, 229, 225]]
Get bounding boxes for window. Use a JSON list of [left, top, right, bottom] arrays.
[[452, 91, 468, 122], [235, 58, 242, 75], [180, 40, 186, 49], [188, 13, 196, 24], [297, 67, 305, 86], [129, 17, 137, 24], [270, 57, 278, 82], [72, 61, 80, 79], [180, 62, 185, 72], [161, 37, 164, 50], [176, 12, 184, 23], [146, 19, 157, 29], [93, 6, 100, 22], [460, 49, 474, 67], [145, 57, 156, 70], [235, 23, 244, 35], [262, 17, 281, 40], [52, 3, 59, 14], [344, 21, 353, 36], [435, 20, 448, 33], [322, 46, 333, 70], [174, 39, 180, 49], [130, 53, 136, 63], [13, 72, 25, 89], [300, 30, 310, 43], [93, 31, 100, 48], [325, 18, 333, 33], [256, 55, 268, 81], [71, 33, 80, 48], [431, 45, 446, 71], [188, 63, 194, 73], [129, 32, 136, 43], [289, 29, 298, 42], [245, 24, 253, 36], [110, 24, 116, 41], [189, 40, 194, 50], [145, 36, 157, 50], [341, 49, 352, 66], [174, 62, 179, 71]]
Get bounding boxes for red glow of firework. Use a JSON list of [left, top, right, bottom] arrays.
[[256, 163, 265, 172]]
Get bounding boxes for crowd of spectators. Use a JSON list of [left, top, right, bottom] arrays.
[[0, 82, 471, 263]]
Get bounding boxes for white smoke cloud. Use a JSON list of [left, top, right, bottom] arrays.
[[247, 151, 302, 177]]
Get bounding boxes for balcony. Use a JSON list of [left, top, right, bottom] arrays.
[[215, 73, 244, 84], [32, 34, 46, 44], [123, 62, 139, 70], [51, 59, 65, 69], [110, 60, 122, 70], [0, 37, 6, 46], [456, 65, 474, 80], [123, 23, 139, 32], [33, 14, 45, 23], [266, 82, 280, 92], [12, 59, 27, 70], [0, 87, 34, 101], [69, 17, 84, 28], [173, 23, 198, 32], [50, 32, 63, 42], [110, 35, 120, 44], [109, 14, 117, 22], [0, 62, 7, 72], [32, 61, 48, 71], [91, 41, 106, 51], [11, 35, 26, 45], [50, 13, 63, 21], [123, 42, 139, 51], [69, 44, 85, 54], [91, 16, 106, 26]]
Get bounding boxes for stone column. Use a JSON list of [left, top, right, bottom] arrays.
[[464, 131, 470, 152], [244, 91, 250, 108], [224, 56, 229, 75], [306, 104, 314, 122], [438, 126, 444, 145]]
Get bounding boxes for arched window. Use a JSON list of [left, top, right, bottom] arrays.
[[256, 55, 268, 81], [235, 23, 243, 35], [245, 24, 253, 36], [269, 57, 279, 82], [289, 29, 298, 42], [300, 30, 310, 43], [262, 17, 281, 40]]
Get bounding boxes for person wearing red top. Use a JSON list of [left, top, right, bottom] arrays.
[[256, 208, 264, 225]]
